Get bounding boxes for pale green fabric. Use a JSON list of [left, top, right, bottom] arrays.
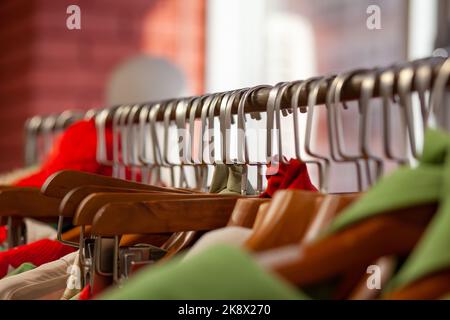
[[208, 165, 228, 193], [6, 262, 36, 278], [209, 164, 255, 195], [326, 129, 447, 235], [386, 132, 450, 291], [324, 129, 450, 291], [99, 245, 307, 300]]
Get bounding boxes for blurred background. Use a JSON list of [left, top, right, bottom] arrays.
[[0, 0, 446, 187]]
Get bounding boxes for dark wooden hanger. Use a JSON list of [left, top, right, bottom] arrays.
[[90, 197, 242, 237], [159, 231, 200, 261], [59, 185, 186, 218], [0, 187, 61, 218], [346, 256, 397, 300], [41, 170, 193, 198], [385, 268, 450, 300], [73, 193, 236, 227]]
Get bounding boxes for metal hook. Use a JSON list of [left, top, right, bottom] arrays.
[[265, 82, 288, 164], [199, 95, 214, 166], [379, 69, 409, 165], [429, 57, 450, 130], [24, 116, 42, 166], [398, 66, 420, 161], [112, 105, 128, 178], [328, 71, 367, 191], [236, 85, 272, 194], [305, 77, 332, 193], [118, 105, 134, 180], [95, 108, 114, 167], [359, 71, 384, 183], [415, 63, 432, 130], [206, 92, 226, 165], [291, 78, 325, 190], [220, 89, 247, 165], [41, 114, 58, 157], [162, 100, 181, 187]]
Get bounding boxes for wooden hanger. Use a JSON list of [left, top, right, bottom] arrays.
[[302, 193, 361, 243], [263, 203, 437, 287], [90, 197, 242, 237], [159, 231, 200, 261], [346, 256, 397, 300], [73, 193, 238, 227], [41, 170, 193, 198], [0, 187, 61, 218], [226, 198, 270, 228], [252, 202, 271, 230], [244, 190, 325, 252], [59, 185, 186, 218], [385, 268, 450, 300]]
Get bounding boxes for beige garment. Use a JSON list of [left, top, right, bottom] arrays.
[[0, 165, 40, 185], [0, 251, 77, 300], [60, 252, 82, 300], [183, 226, 252, 261], [24, 218, 57, 243]]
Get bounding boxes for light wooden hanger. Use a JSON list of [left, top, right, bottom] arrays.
[[226, 198, 270, 228], [252, 202, 272, 230]]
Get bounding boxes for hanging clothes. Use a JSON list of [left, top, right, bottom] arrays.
[[0, 239, 76, 279], [99, 245, 307, 300], [260, 159, 317, 198]]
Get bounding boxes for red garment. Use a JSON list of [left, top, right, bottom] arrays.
[[0, 239, 76, 278], [78, 284, 92, 300], [0, 226, 6, 244], [259, 159, 317, 198], [14, 120, 113, 188]]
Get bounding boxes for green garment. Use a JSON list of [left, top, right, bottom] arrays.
[[325, 129, 447, 235], [99, 245, 306, 300], [6, 262, 36, 278], [209, 164, 255, 195], [323, 129, 450, 291]]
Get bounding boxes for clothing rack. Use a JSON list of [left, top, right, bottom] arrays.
[[6, 56, 450, 301], [97, 56, 446, 122]]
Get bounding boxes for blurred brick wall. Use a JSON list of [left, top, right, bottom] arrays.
[[0, 0, 205, 172]]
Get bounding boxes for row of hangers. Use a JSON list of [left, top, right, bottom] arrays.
[[24, 110, 97, 166], [92, 56, 447, 194], [0, 55, 449, 299]]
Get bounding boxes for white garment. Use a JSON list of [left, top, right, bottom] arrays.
[[0, 251, 77, 300], [184, 226, 252, 261], [24, 218, 57, 243]]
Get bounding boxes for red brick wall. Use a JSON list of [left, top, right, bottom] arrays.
[[0, 0, 205, 172]]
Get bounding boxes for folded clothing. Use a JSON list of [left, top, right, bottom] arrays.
[[0, 251, 77, 300]]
